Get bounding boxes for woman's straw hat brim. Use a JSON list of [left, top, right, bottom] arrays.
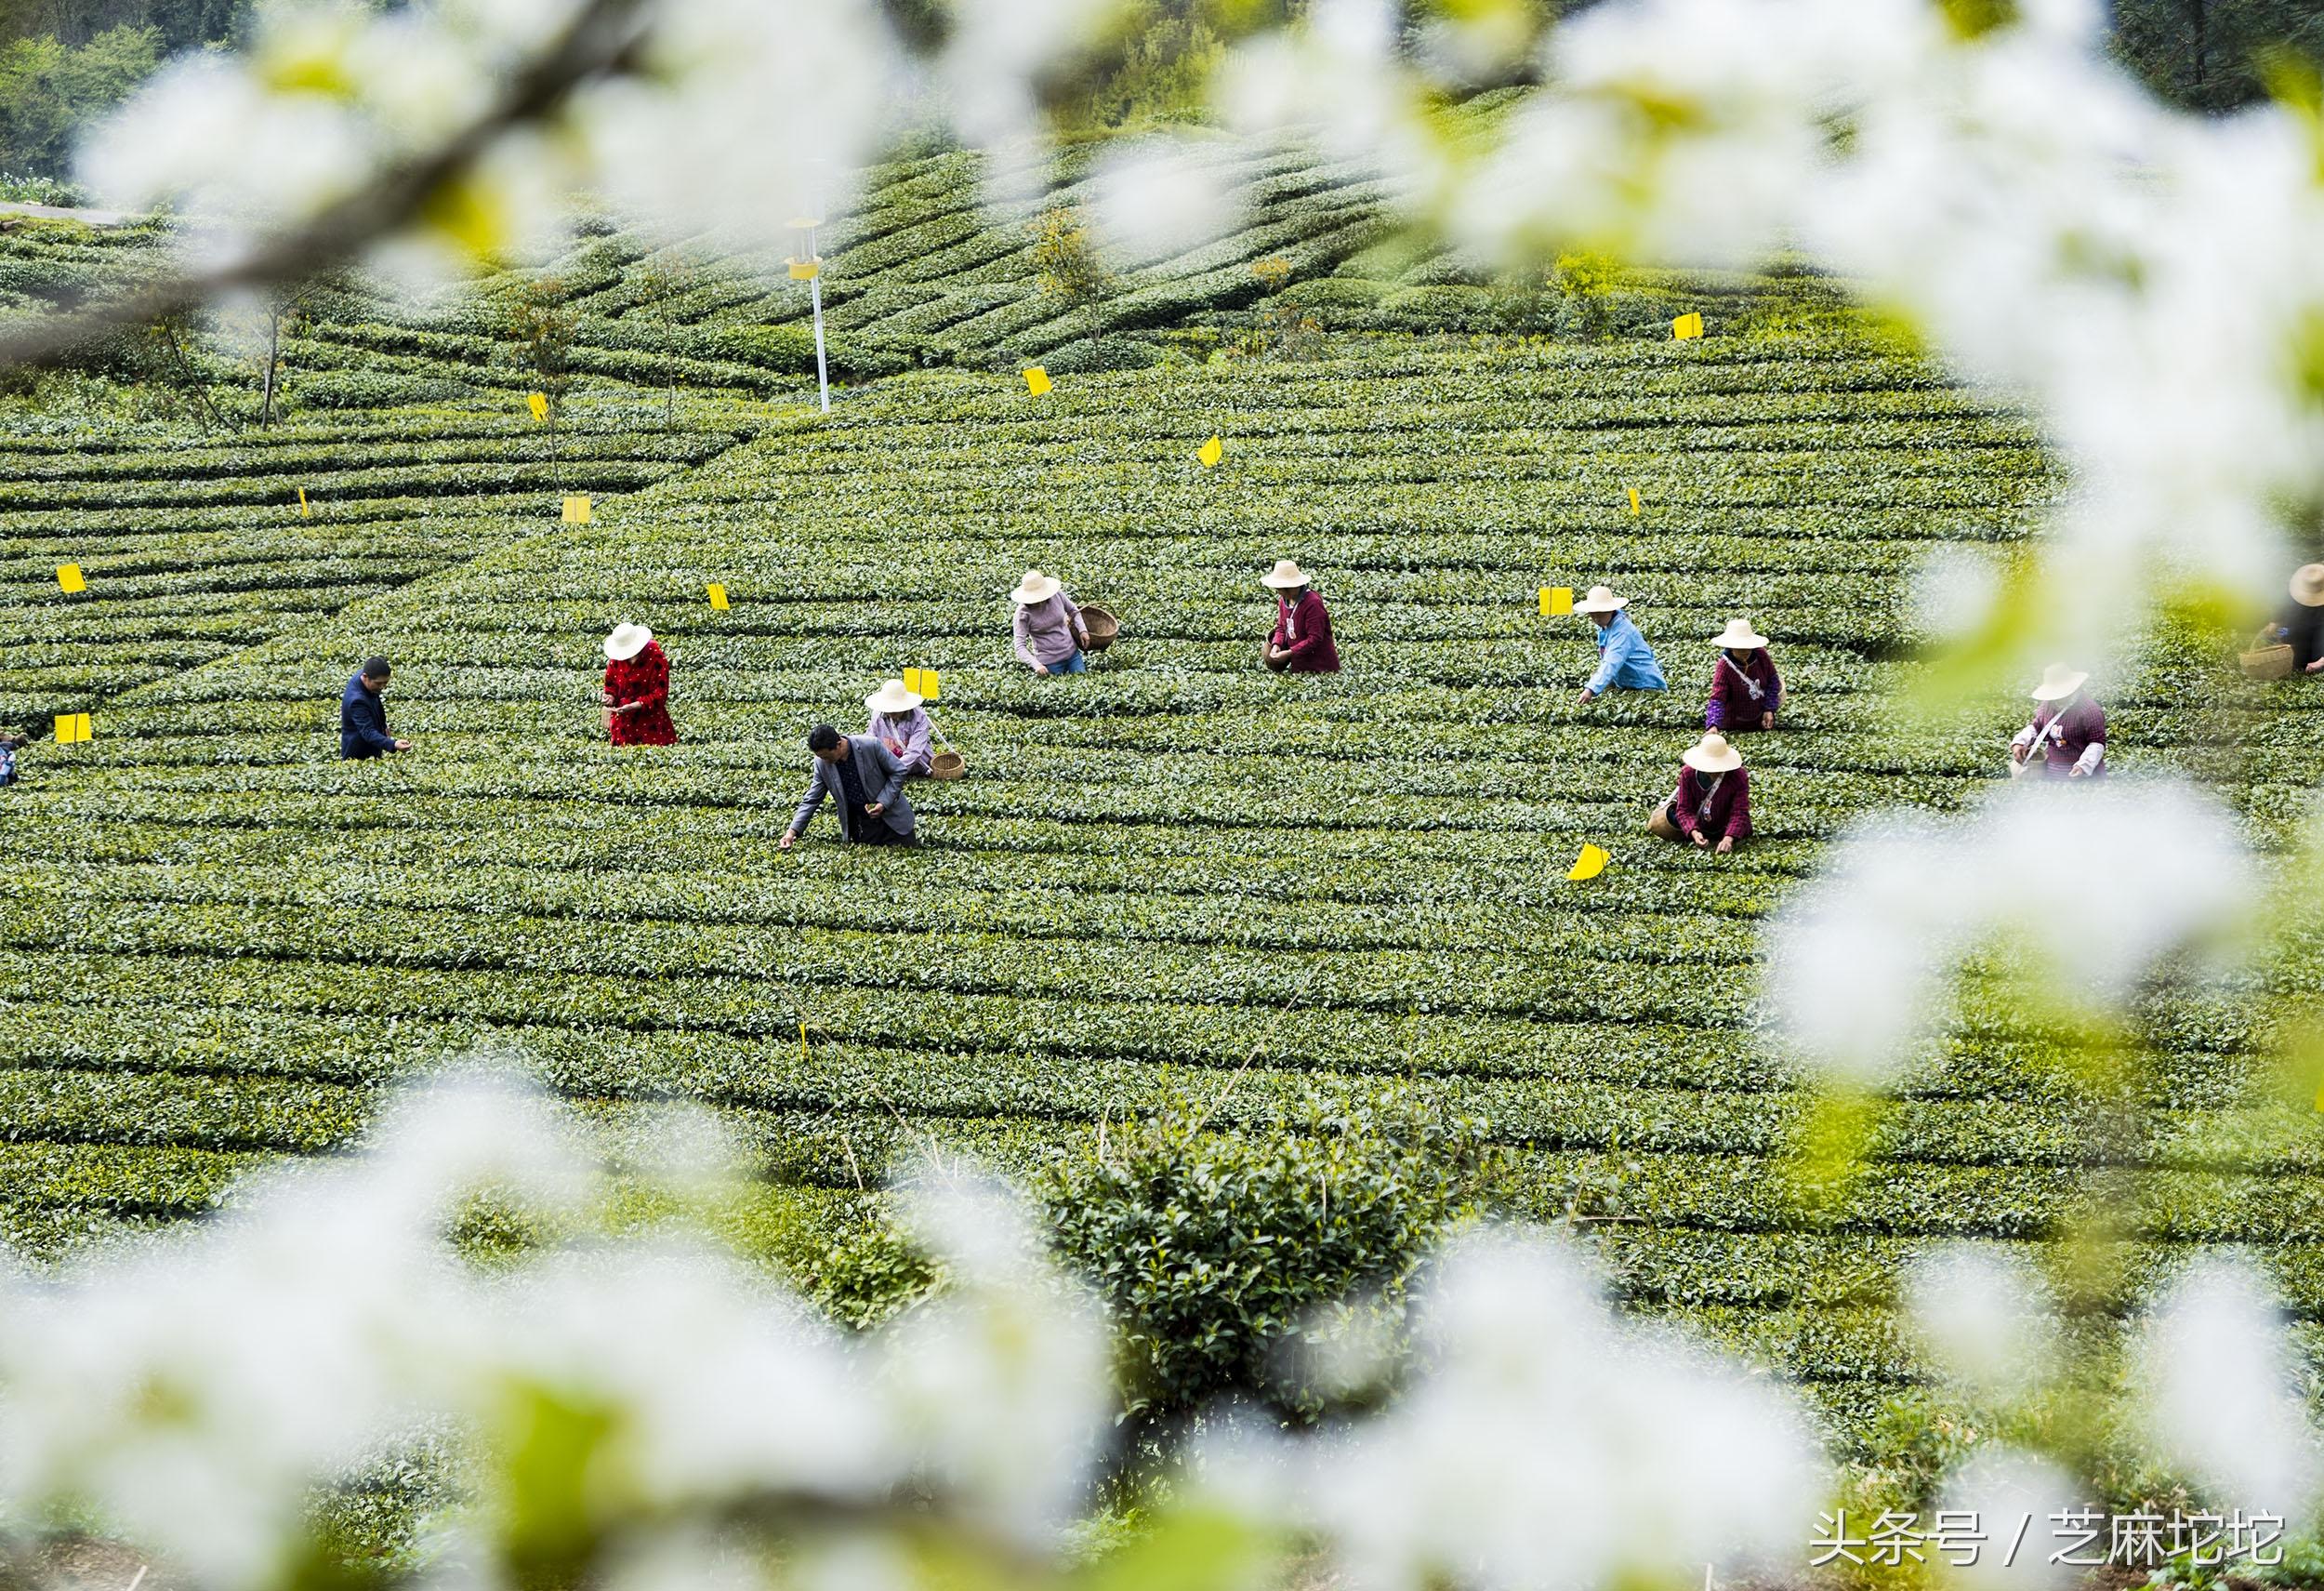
[[1573, 585, 1628, 614], [604, 623, 653, 662], [1261, 559, 1311, 590], [1011, 569, 1062, 605], [2292, 564, 2324, 607], [2029, 663, 2090, 702], [1714, 619, 1769, 650], [1681, 733, 1745, 774], [865, 679, 923, 715]]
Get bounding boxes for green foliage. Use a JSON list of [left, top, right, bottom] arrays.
[[0, 25, 161, 176], [1037, 1086, 1501, 1428]]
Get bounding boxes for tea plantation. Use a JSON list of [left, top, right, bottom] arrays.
[[2, 138, 2319, 1462]]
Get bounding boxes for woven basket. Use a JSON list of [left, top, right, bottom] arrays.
[[1081, 604, 1119, 651], [2241, 643, 2294, 682], [931, 749, 966, 780]]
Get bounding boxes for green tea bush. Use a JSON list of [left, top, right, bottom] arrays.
[[1036, 1086, 1503, 1432]]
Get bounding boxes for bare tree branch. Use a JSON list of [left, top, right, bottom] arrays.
[[0, 0, 655, 371]]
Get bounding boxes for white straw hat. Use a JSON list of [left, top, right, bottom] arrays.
[[865, 679, 923, 715], [2028, 662, 2089, 703], [1681, 732, 1744, 774], [603, 623, 653, 662], [1011, 568, 1062, 605], [1261, 558, 1312, 590], [1573, 584, 1629, 614], [1713, 618, 1768, 650], [2292, 564, 2324, 608]]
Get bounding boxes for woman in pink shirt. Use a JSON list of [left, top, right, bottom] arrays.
[[865, 678, 933, 776]]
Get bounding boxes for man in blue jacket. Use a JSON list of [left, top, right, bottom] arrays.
[[779, 723, 918, 848], [1573, 584, 1667, 703], [340, 656, 411, 760]]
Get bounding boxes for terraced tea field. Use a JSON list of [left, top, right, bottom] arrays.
[[6, 213, 2322, 1459]]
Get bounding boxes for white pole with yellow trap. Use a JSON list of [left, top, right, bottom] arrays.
[[789, 216, 830, 416]]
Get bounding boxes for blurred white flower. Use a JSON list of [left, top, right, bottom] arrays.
[[1090, 138, 1239, 269], [1908, 545, 2007, 643], [2135, 1256, 2321, 1522], [1937, 1447, 2080, 1591], [878, 1173, 1113, 1539], [1292, 1231, 1823, 1590], [1770, 782, 2252, 1084], [1904, 1244, 2057, 1402]]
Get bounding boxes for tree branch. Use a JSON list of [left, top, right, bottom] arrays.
[[0, 0, 654, 371]]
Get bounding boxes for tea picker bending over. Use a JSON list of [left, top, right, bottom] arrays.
[[865, 678, 933, 776], [1706, 618, 1782, 732], [2010, 664, 2105, 779], [2251, 563, 2324, 675], [603, 624, 679, 747], [1574, 585, 1666, 703], [1011, 569, 1090, 677], [1261, 559, 1340, 674], [340, 656, 411, 760], [1647, 732, 1751, 854], [782, 723, 918, 849]]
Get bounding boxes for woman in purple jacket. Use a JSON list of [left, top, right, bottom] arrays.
[[1647, 732, 1752, 854], [1705, 618, 1783, 732], [1261, 559, 1340, 673]]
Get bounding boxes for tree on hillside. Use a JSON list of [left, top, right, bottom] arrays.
[[495, 272, 576, 461], [220, 279, 324, 427], [1031, 206, 1112, 304], [2111, 0, 2324, 111], [0, 25, 159, 176]]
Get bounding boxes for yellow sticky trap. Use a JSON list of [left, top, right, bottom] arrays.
[[1628, 487, 1642, 516], [799, 1021, 808, 1063], [53, 713, 90, 745], [528, 391, 548, 421], [561, 496, 592, 524], [1567, 844, 1611, 882], [1540, 586, 1572, 617], [1023, 366, 1051, 396], [787, 257, 821, 281], [706, 583, 729, 611], [1672, 312, 1704, 340], [1197, 435, 1224, 468], [56, 563, 85, 593], [919, 669, 940, 702]]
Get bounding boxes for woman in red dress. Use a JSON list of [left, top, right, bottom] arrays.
[[602, 623, 677, 746]]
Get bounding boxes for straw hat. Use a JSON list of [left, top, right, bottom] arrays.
[[1011, 568, 1062, 605], [2028, 662, 2089, 702], [1713, 618, 1768, 650], [603, 623, 653, 662], [865, 679, 923, 715], [1261, 559, 1312, 590], [1573, 585, 1628, 614], [1682, 732, 1744, 774], [2292, 564, 2324, 607]]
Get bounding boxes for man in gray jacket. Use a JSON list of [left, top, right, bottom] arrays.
[[780, 723, 918, 848]]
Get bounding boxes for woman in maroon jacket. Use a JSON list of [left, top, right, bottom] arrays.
[[1261, 559, 1340, 674], [1705, 617, 1783, 732], [1647, 732, 1751, 854], [602, 623, 678, 747]]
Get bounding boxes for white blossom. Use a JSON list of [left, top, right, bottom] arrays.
[[1904, 1244, 2058, 1403], [2135, 1256, 2321, 1522]]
